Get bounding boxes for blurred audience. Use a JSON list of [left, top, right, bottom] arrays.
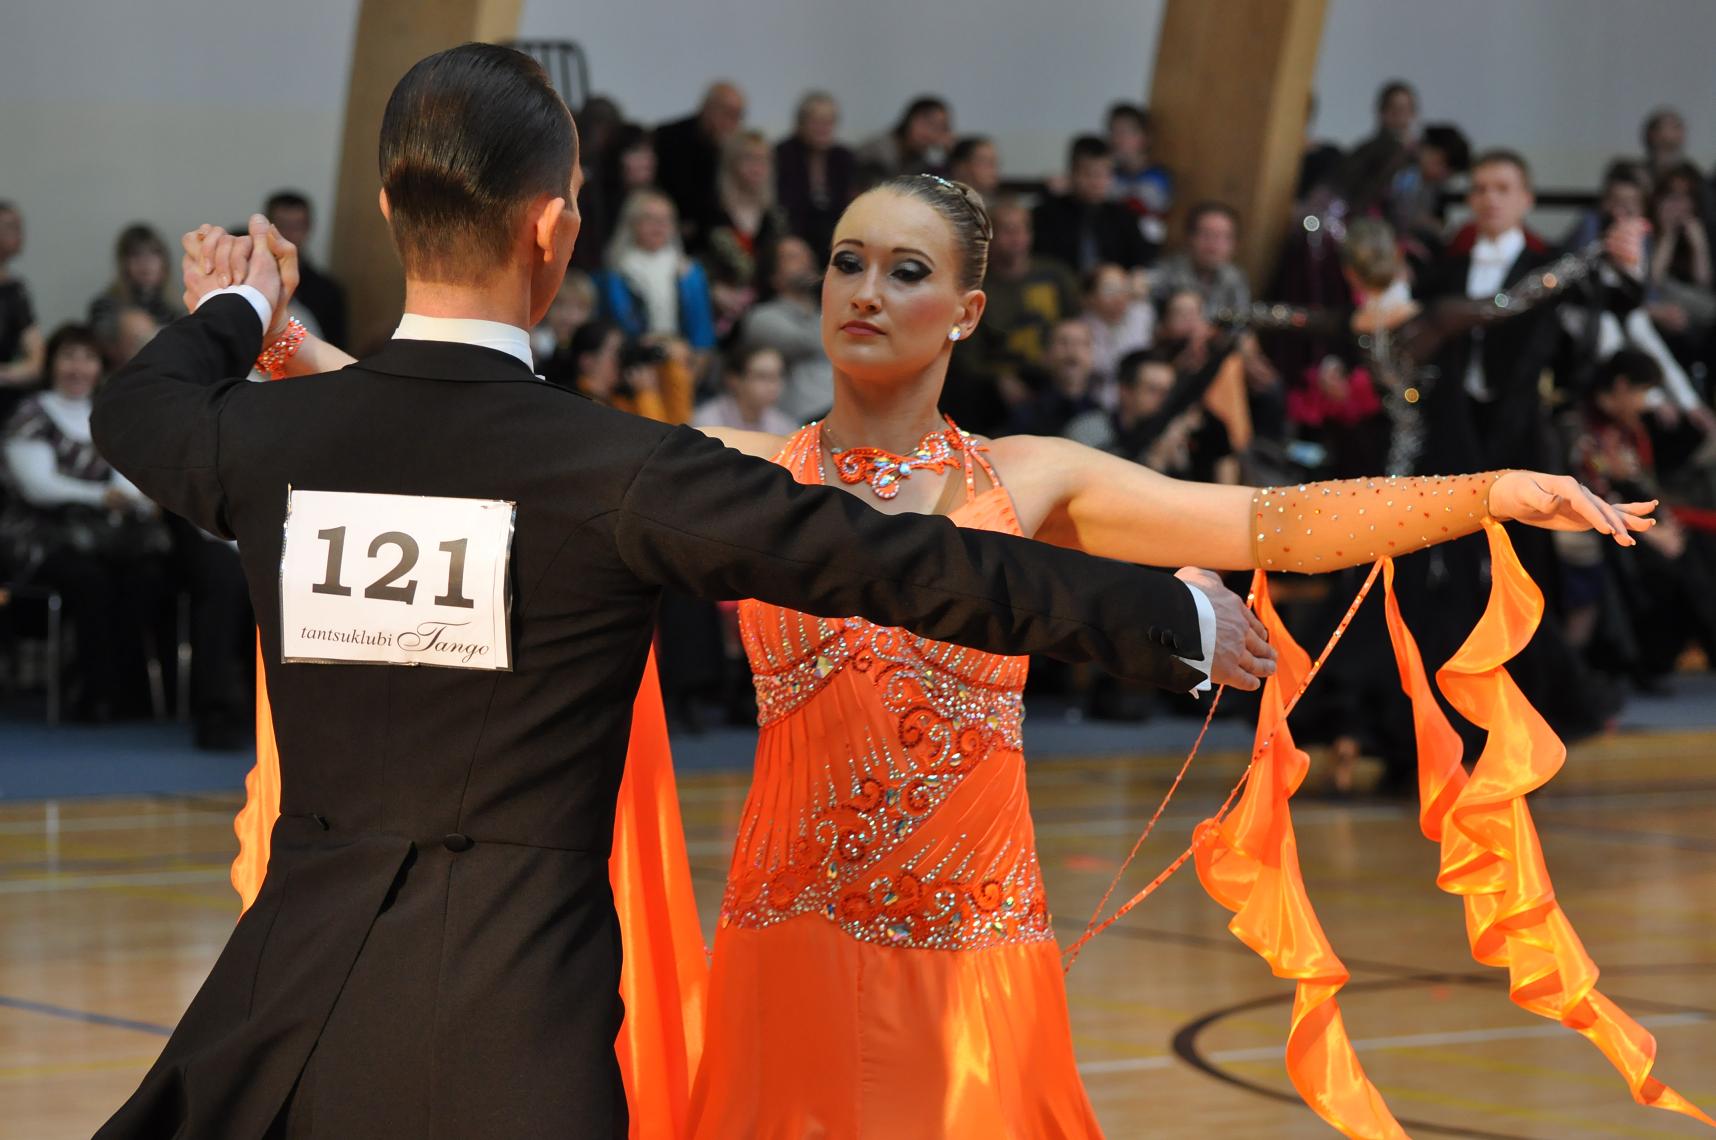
[[1153, 202, 1251, 313], [1005, 318, 1100, 437], [1033, 136, 1151, 273], [596, 190, 718, 353], [265, 190, 348, 349], [563, 319, 693, 424], [0, 202, 43, 406], [699, 130, 790, 338], [1106, 103, 1173, 257], [693, 345, 796, 435], [775, 92, 857, 259], [739, 235, 831, 422], [14, 68, 1716, 745], [857, 96, 953, 183], [1079, 263, 1154, 408], [1340, 79, 1418, 214], [654, 81, 747, 241], [947, 136, 1002, 202], [535, 270, 597, 377], [947, 198, 1080, 434], [87, 224, 181, 357], [2, 325, 170, 721]]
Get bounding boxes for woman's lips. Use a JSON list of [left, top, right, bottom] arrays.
[[840, 321, 884, 336]]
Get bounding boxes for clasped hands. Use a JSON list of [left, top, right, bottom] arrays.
[[181, 215, 301, 342]]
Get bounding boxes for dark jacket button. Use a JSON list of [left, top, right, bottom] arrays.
[[443, 833, 474, 853]]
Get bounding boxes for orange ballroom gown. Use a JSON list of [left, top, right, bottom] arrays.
[[689, 424, 1105, 1139]]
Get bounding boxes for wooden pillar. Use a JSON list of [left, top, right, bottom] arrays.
[[329, 0, 524, 353], [1147, 0, 1327, 291]]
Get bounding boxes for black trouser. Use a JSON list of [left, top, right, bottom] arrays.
[[183, 535, 255, 736], [36, 547, 169, 719]]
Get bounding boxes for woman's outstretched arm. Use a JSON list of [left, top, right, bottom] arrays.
[[994, 435, 1655, 572]]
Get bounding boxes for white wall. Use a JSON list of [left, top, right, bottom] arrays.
[[516, 0, 1165, 177], [4, 0, 1714, 331], [1311, 0, 1716, 188], [0, 0, 360, 332]]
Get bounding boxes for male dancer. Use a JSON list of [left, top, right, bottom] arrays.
[[92, 44, 1267, 1138]]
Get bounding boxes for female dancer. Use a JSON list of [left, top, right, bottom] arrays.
[[191, 179, 1650, 1138]]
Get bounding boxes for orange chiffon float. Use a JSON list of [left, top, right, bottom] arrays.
[[231, 644, 709, 1140], [688, 424, 1102, 1139], [1385, 523, 1713, 1128]]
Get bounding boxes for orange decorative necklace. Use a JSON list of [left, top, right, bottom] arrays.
[[822, 416, 980, 500]]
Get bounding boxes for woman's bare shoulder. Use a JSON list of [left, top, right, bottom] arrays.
[[697, 424, 791, 459]]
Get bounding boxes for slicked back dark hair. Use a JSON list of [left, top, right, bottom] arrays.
[[379, 43, 576, 280]]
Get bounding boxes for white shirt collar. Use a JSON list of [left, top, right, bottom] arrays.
[[1471, 227, 1526, 264], [393, 313, 535, 370]]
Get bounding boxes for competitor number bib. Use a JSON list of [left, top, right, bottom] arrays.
[[279, 488, 516, 670]]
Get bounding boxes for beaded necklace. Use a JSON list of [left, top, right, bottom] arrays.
[[821, 415, 983, 500]]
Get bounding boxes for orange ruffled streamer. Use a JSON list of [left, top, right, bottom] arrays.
[[1193, 572, 1407, 1140], [1381, 520, 1713, 1128], [230, 644, 710, 1140]]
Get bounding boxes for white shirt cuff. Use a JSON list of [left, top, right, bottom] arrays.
[[1179, 582, 1216, 694], [196, 284, 273, 336]]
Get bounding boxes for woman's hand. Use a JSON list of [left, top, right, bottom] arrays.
[[1487, 471, 1655, 545]]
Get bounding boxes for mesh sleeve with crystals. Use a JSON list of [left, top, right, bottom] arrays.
[[1250, 472, 1506, 573]]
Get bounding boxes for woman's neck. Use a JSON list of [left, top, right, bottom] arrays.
[[821, 363, 950, 454]]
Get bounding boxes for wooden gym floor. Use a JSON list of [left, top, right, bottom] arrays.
[[2, 729, 1713, 1138]]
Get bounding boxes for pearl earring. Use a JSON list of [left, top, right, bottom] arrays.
[[948, 327, 962, 342]]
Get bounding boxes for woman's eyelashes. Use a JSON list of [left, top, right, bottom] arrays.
[[828, 251, 931, 283]]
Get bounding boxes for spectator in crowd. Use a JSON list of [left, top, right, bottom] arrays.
[[578, 121, 658, 269], [563, 319, 693, 424], [1341, 79, 1418, 214], [1151, 288, 1258, 457], [1033, 136, 1151, 273], [1410, 148, 1646, 742], [1648, 161, 1715, 359], [739, 235, 832, 422], [1388, 122, 1470, 259], [1561, 163, 1710, 422], [264, 191, 348, 349], [0, 202, 42, 389], [1641, 107, 1701, 189], [534, 269, 596, 376], [87, 224, 181, 355], [111, 307, 162, 368], [2, 324, 170, 722], [1079, 262, 1154, 407], [699, 129, 791, 338], [945, 198, 1080, 434], [856, 96, 953, 183], [1568, 161, 1650, 249], [1417, 149, 1644, 471], [775, 91, 857, 259], [570, 95, 627, 271], [0, 202, 43, 430], [1569, 349, 1716, 684], [1107, 103, 1173, 257], [1152, 202, 1251, 313], [1296, 92, 1345, 207], [1065, 348, 1239, 485], [947, 136, 1002, 201], [1004, 318, 1101, 437], [654, 81, 747, 241], [693, 344, 796, 435], [596, 190, 718, 353]]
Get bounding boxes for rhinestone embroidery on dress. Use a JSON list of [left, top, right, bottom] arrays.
[[720, 424, 1052, 951]]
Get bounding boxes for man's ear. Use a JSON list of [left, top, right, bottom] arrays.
[[535, 197, 569, 262], [378, 188, 392, 222]]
